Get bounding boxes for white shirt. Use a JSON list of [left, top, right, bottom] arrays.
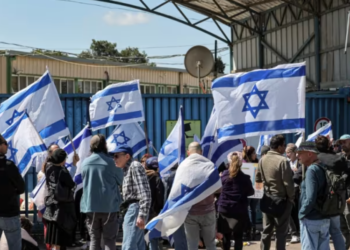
[[0, 228, 38, 250]]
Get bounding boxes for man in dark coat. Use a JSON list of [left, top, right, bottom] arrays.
[[0, 134, 25, 250]]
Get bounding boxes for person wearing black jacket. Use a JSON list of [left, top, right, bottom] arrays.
[[145, 157, 165, 250], [315, 135, 347, 250], [0, 134, 25, 250]]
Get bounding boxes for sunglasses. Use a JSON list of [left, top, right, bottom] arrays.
[[114, 153, 126, 159]]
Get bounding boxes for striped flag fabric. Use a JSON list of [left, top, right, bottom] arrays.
[[0, 70, 70, 146], [211, 62, 306, 141], [89, 80, 145, 131]]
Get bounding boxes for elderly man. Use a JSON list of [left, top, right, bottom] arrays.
[[298, 141, 331, 250], [0, 134, 25, 250], [81, 134, 123, 250], [184, 142, 217, 250], [113, 145, 151, 250]]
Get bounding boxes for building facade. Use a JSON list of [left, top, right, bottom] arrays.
[[0, 51, 214, 95]]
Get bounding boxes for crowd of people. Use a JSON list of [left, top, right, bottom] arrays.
[[1, 131, 350, 250]]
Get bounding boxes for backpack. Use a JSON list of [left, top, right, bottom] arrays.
[[315, 163, 347, 216]]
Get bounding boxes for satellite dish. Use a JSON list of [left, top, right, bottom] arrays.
[[184, 46, 214, 79]]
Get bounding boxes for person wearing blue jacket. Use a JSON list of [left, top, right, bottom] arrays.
[[297, 141, 330, 250], [80, 134, 123, 250]]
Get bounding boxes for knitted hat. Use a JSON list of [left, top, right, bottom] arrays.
[[145, 157, 159, 170], [51, 149, 67, 165], [297, 141, 319, 154]]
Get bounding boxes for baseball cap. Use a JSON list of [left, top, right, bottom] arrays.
[[145, 157, 159, 170], [338, 134, 350, 142], [111, 145, 133, 156], [297, 141, 319, 154]]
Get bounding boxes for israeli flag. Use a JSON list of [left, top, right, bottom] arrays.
[[212, 62, 306, 141], [107, 122, 149, 158], [201, 108, 217, 158], [145, 153, 222, 242], [307, 121, 333, 142], [31, 176, 46, 213], [256, 134, 274, 155], [158, 106, 185, 177], [89, 80, 145, 131], [0, 70, 70, 146], [201, 107, 243, 166], [2, 113, 47, 176], [31, 126, 92, 212], [66, 126, 92, 192]]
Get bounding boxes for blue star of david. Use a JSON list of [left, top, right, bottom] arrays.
[[242, 85, 269, 118], [172, 184, 199, 202], [160, 140, 172, 155], [112, 131, 131, 146], [7, 141, 18, 163], [106, 97, 122, 112], [6, 109, 25, 126]]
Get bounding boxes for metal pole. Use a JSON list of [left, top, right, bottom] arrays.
[[314, 16, 321, 90], [214, 40, 218, 78], [345, 11, 350, 54], [230, 26, 234, 72]]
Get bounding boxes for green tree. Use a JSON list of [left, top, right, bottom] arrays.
[[79, 40, 156, 66], [32, 49, 68, 57]]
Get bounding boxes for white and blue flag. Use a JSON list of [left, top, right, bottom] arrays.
[[89, 80, 145, 131], [2, 113, 47, 176], [0, 70, 70, 146], [31, 125, 92, 212], [201, 108, 217, 158], [256, 134, 274, 155], [201, 107, 243, 166], [145, 153, 222, 242], [107, 122, 149, 158], [211, 62, 306, 141], [158, 106, 185, 177], [307, 121, 333, 142], [66, 126, 92, 192]]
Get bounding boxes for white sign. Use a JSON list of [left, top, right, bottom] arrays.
[[314, 117, 330, 131], [241, 163, 263, 199]]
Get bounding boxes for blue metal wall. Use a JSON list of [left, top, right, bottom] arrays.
[[1, 91, 350, 220], [1, 91, 349, 151]]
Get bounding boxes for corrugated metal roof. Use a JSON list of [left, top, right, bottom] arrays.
[[178, 0, 285, 22]]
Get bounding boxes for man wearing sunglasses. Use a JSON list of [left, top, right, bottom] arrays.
[[112, 145, 151, 250], [0, 134, 25, 250]]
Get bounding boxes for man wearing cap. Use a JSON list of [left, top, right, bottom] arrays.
[[0, 134, 25, 250], [297, 141, 331, 250], [337, 134, 350, 249], [112, 145, 151, 250], [80, 134, 124, 250]]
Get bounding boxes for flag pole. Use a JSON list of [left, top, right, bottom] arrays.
[[68, 134, 76, 154], [25, 113, 47, 147], [151, 144, 159, 156], [143, 121, 150, 154]]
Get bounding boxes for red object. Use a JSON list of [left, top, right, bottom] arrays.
[[314, 117, 330, 131], [42, 219, 50, 250], [240, 139, 247, 147]]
